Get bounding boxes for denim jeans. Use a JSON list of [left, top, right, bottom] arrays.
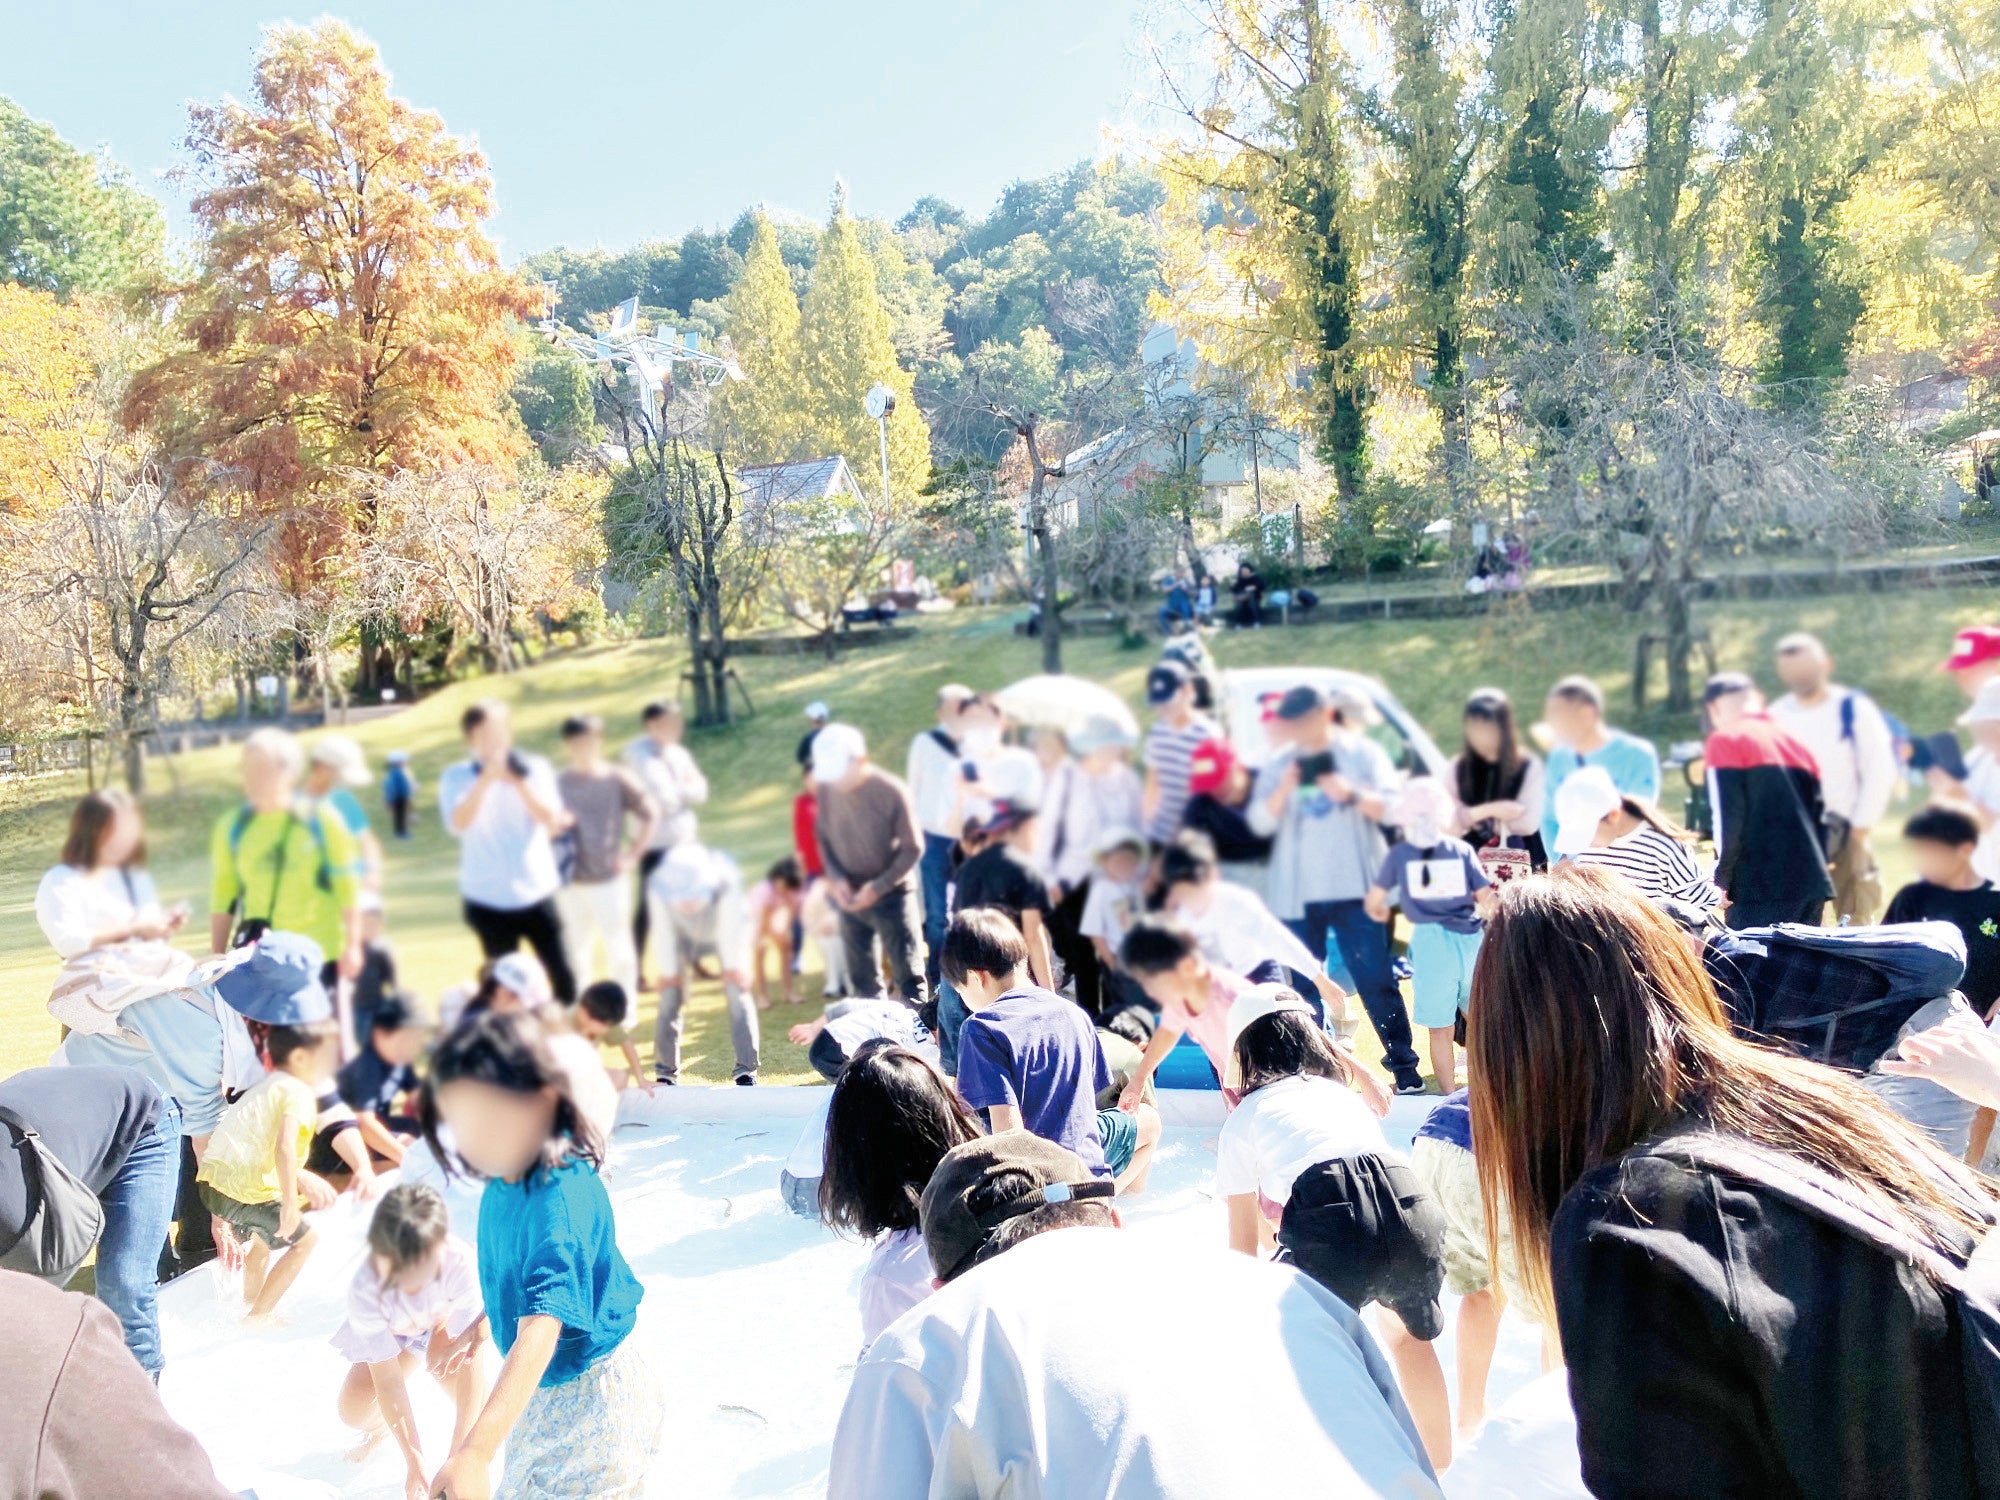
[[1288, 899, 1420, 1076], [98, 1095, 181, 1377], [936, 980, 970, 1076], [920, 833, 956, 989]]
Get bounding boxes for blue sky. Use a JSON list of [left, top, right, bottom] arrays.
[[3, 1, 1149, 259]]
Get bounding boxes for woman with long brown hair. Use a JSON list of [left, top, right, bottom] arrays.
[[35, 788, 185, 959], [1471, 863, 1995, 1498]]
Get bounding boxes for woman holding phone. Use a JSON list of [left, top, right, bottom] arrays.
[[36, 788, 187, 960]]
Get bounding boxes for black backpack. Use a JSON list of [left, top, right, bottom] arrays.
[[0, 1105, 104, 1285], [1656, 1130, 2000, 1494]]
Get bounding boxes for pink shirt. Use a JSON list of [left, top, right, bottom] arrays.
[[331, 1234, 483, 1365], [1158, 968, 1249, 1107]]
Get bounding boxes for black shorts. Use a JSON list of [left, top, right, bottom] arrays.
[[1278, 1153, 1448, 1340]]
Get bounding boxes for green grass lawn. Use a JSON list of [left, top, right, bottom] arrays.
[[1, 584, 1990, 1083]]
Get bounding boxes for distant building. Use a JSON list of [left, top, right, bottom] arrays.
[[736, 455, 869, 518]]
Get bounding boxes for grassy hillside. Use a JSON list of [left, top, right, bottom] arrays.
[[1, 586, 1989, 1082]]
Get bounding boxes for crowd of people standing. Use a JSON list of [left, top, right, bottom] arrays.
[[11, 619, 2000, 1497]]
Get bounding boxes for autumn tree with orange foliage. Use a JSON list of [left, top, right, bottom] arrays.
[[124, 20, 537, 688]]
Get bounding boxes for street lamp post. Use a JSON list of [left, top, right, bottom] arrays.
[[865, 383, 895, 506]]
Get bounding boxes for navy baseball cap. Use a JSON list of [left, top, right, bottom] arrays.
[[1146, 661, 1190, 706], [215, 932, 332, 1025]]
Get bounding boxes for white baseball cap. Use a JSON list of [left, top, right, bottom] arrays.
[[489, 952, 552, 1009], [1959, 679, 2000, 729], [1222, 982, 1318, 1090], [309, 735, 371, 787], [804, 700, 831, 722], [810, 722, 867, 784], [1551, 764, 1623, 856]]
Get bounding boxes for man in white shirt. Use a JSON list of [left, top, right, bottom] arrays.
[[1770, 632, 1899, 923], [906, 683, 972, 990], [439, 699, 577, 1000], [829, 1132, 1441, 1500], [623, 701, 709, 988]]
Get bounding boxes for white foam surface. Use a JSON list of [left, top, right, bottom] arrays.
[[158, 1091, 1565, 1498]]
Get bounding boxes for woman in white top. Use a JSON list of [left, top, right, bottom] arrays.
[[1036, 720, 1144, 898], [35, 789, 184, 959], [1552, 764, 1723, 915]]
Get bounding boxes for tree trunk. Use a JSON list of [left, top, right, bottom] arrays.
[[1662, 582, 1695, 713], [118, 677, 146, 794], [1029, 469, 1062, 675]]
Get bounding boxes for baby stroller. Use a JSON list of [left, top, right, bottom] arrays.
[[1699, 917, 1984, 1155]]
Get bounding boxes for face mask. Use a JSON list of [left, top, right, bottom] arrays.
[[962, 726, 1001, 756]]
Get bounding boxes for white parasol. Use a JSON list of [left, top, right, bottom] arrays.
[[993, 674, 1140, 744]]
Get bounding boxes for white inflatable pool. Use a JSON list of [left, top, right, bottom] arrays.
[[157, 1090, 1572, 1498]]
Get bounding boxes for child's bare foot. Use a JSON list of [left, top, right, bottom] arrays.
[[344, 1429, 387, 1464]]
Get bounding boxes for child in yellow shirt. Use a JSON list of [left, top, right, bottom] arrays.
[[198, 1019, 340, 1316]]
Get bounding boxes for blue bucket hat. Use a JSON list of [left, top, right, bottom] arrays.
[[215, 932, 332, 1025]]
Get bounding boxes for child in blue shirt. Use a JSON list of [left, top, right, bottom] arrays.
[[943, 907, 1161, 1194], [419, 1011, 659, 1500], [1366, 779, 1493, 1093]]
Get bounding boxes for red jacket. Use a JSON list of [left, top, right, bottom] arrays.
[[793, 791, 823, 878]]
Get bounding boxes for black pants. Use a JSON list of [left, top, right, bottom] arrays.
[[463, 895, 577, 1002], [163, 1134, 216, 1278], [1726, 895, 1828, 931], [633, 848, 668, 977], [1278, 1154, 1448, 1340], [387, 795, 411, 838]]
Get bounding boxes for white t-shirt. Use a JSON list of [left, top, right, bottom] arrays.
[[35, 864, 163, 960], [830, 1226, 1440, 1500], [1184, 881, 1324, 980], [438, 754, 564, 909], [1215, 1075, 1395, 1206], [1769, 688, 1899, 831], [1965, 748, 2000, 886], [859, 1227, 934, 1352], [331, 1234, 484, 1364], [906, 726, 964, 840], [1079, 873, 1145, 951], [546, 1031, 620, 1148]]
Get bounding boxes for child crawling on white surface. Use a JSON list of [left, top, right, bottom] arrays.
[[817, 1040, 984, 1350], [334, 1183, 490, 1500]]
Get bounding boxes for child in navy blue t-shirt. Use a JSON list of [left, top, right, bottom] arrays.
[[942, 907, 1161, 1193]]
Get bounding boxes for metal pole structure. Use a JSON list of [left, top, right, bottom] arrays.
[[877, 414, 892, 507]]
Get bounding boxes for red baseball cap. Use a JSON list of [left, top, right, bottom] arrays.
[[1943, 626, 2000, 674], [1187, 737, 1239, 796]]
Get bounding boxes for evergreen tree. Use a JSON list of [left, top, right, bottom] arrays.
[[715, 213, 811, 464], [800, 184, 931, 499]]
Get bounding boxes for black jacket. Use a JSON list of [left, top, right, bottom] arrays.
[[1705, 715, 1834, 907], [1552, 1138, 1983, 1499]]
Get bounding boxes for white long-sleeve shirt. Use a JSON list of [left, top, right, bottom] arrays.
[[35, 864, 163, 960], [906, 725, 963, 840], [1769, 687, 1898, 831], [829, 1226, 1440, 1500], [624, 737, 709, 851]]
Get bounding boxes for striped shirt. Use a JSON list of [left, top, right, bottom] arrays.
[[1574, 825, 1723, 912], [1143, 713, 1218, 844]]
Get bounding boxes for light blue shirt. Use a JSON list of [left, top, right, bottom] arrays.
[[1543, 729, 1662, 852], [440, 754, 564, 910], [60, 991, 228, 1136]]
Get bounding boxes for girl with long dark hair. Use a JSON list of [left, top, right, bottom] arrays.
[[1471, 864, 1995, 1498], [818, 1040, 983, 1348], [1449, 688, 1546, 869]]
